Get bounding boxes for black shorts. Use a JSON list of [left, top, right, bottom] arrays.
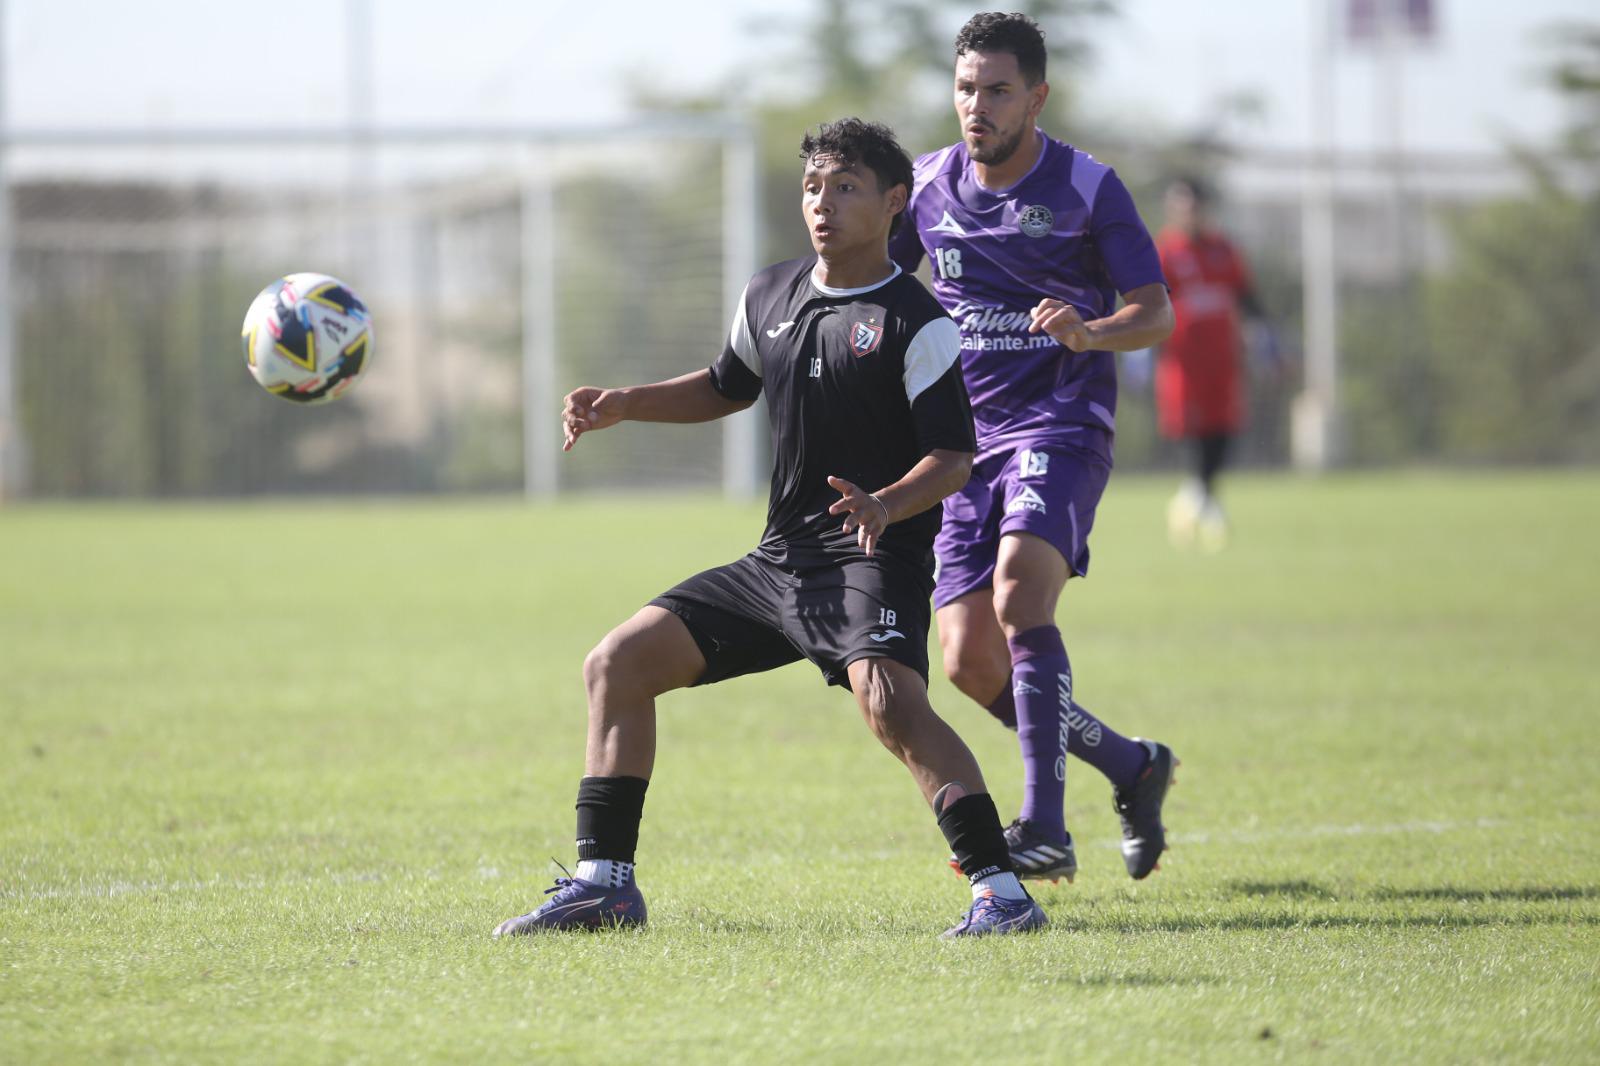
[[650, 552, 933, 690]]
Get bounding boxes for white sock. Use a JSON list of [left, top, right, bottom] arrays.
[[575, 858, 634, 888], [972, 871, 1027, 901]]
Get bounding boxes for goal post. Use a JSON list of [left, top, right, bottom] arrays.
[[0, 117, 762, 500]]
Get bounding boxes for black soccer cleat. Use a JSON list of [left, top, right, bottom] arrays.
[[1114, 739, 1178, 879], [947, 818, 1078, 884], [1003, 818, 1078, 884]]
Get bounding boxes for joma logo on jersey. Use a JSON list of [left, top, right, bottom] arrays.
[[850, 321, 884, 357]]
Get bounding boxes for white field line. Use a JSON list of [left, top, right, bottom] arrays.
[[0, 819, 1518, 903], [2, 868, 393, 903]]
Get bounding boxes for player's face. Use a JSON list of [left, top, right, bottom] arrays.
[[1166, 184, 1200, 234], [801, 156, 906, 257], [954, 51, 1048, 167]]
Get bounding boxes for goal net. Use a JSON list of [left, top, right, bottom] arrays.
[[1, 121, 760, 498]]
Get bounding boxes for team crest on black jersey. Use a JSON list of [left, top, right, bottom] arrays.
[[850, 320, 884, 357], [1018, 205, 1054, 238]]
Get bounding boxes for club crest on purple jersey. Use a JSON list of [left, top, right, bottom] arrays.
[[850, 320, 884, 357], [1017, 205, 1054, 238]]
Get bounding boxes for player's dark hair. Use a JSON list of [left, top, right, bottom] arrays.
[[1170, 174, 1214, 205], [955, 12, 1047, 87], [799, 118, 914, 236]]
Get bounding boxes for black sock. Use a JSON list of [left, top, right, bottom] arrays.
[[575, 775, 649, 862], [1197, 433, 1231, 496], [936, 792, 1014, 884]]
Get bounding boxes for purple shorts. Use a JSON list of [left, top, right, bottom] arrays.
[[933, 439, 1112, 609]]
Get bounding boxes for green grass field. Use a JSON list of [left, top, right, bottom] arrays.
[[2, 472, 1597, 1063]]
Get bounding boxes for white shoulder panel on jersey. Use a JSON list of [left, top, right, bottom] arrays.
[[727, 283, 761, 377], [912, 143, 962, 190], [1070, 149, 1112, 211], [903, 317, 962, 404]]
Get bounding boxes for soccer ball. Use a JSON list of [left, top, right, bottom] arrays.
[[242, 272, 374, 404]]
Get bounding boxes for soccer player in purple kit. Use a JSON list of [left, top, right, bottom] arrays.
[[889, 12, 1180, 883]]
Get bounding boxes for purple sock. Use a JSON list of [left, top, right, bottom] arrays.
[[991, 669, 1145, 785], [1007, 625, 1072, 840], [1063, 696, 1150, 789], [984, 681, 1018, 730]]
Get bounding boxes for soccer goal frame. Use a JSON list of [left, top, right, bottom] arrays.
[[0, 115, 762, 501]]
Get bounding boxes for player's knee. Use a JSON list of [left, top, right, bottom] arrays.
[[991, 576, 1051, 634], [855, 665, 897, 741], [583, 629, 654, 700], [942, 640, 1007, 701], [855, 662, 929, 751], [581, 638, 618, 698]]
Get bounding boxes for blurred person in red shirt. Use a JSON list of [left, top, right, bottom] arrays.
[[1154, 176, 1275, 550]]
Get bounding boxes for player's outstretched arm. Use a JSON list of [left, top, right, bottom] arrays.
[[1030, 282, 1175, 353], [828, 448, 973, 557], [562, 369, 754, 451]]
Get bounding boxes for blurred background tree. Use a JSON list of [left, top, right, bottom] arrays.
[[1416, 24, 1600, 463], [634, 0, 1120, 263]]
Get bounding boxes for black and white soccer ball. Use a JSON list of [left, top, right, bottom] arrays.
[[242, 272, 375, 404]]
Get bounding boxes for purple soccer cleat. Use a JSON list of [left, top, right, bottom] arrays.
[[493, 872, 647, 936], [941, 890, 1048, 939]]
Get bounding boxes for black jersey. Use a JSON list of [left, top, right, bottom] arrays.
[[709, 256, 975, 571]]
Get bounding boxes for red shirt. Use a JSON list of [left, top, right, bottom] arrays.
[[1154, 227, 1252, 436]]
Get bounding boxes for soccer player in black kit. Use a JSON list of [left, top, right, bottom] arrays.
[[494, 118, 1047, 938]]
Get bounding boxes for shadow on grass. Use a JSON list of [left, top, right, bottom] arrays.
[[1065, 972, 1221, 988], [676, 913, 936, 937], [1085, 911, 1600, 934], [1225, 880, 1337, 899], [496, 884, 1600, 940], [1221, 880, 1599, 906], [1369, 885, 1600, 903]]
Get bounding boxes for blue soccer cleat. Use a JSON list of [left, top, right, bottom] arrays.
[[493, 871, 647, 936], [941, 890, 1048, 938]]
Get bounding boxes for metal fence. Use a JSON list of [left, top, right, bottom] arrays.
[[1, 127, 1595, 501], [1105, 143, 1600, 471]]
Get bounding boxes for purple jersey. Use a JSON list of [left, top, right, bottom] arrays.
[[889, 132, 1165, 455]]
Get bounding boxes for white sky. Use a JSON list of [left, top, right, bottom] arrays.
[[4, 0, 1594, 154]]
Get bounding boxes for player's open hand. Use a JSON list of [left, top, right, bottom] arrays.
[[562, 386, 626, 451], [1029, 298, 1094, 352], [827, 476, 891, 557]]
